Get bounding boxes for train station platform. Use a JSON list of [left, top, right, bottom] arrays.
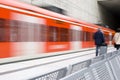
[[61, 50, 120, 80], [0, 46, 119, 80]]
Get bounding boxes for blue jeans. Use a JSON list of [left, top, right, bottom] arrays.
[[96, 45, 100, 56]]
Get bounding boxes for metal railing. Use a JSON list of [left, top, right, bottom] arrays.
[[29, 68, 67, 80], [61, 50, 120, 80]]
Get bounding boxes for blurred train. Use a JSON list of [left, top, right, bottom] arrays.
[[0, 0, 115, 59]]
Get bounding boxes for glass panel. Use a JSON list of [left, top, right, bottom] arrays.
[[0, 18, 7, 42], [60, 28, 69, 42], [48, 26, 59, 42]]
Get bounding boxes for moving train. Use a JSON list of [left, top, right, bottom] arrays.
[[0, 0, 115, 59]]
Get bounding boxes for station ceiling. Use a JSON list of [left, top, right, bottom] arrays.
[[98, 0, 120, 30]]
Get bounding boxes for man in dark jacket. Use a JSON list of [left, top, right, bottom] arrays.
[[93, 28, 105, 56]]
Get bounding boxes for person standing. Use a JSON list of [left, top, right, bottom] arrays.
[[113, 28, 120, 50], [93, 28, 105, 56]]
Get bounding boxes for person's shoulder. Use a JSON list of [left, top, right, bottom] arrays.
[[115, 32, 119, 35], [94, 31, 98, 35]]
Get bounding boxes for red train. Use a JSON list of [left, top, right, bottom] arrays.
[[0, 0, 115, 59]]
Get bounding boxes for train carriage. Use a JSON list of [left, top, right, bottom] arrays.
[[0, 0, 115, 59]]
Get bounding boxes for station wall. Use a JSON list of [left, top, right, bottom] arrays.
[[20, 0, 101, 24]]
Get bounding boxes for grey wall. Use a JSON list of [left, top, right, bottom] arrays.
[[20, 0, 102, 24]]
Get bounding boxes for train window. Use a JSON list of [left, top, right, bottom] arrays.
[[27, 22, 35, 42], [77, 31, 80, 41], [34, 24, 40, 42], [0, 18, 5, 28], [91, 32, 94, 41], [77, 30, 81, 41], [74, 30, 80, 41], [86, 32, 90, 41], [0, 18, 7, 42], [82, 31, 91, 41], [10, 19, 47, 42], [80, 31, 84, 41], [19, 22, 47, 42], [74, 30, 77, 41], [10, 20, 19, 42], [70, 29, 76, 41], [39, 24, 47, 42], [48, 26, 59, 42], [83, 31, 86, 41], [59, 28, 69, 42], [20, 22, 29, 42], [70, 29, 81, 41], [10, 20, 31, 42], [70, 29, 73, 41]]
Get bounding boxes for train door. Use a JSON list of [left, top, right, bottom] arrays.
[[10, 13, 46, 56], [46, 19, 70, 52], [70, 25, 82, 50]]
